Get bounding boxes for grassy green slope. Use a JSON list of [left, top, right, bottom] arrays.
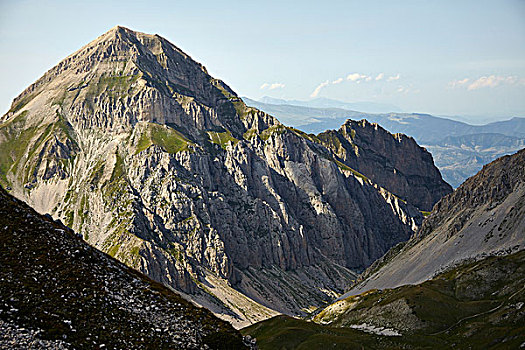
[[243, 250, 525, 349]]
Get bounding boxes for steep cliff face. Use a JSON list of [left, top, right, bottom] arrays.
[[343, 148, 525, 298], [0, 26, 429, 326], [318, 119, 452, 211]]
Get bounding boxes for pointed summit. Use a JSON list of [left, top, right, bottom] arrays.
[[2, 26, 270, 140]]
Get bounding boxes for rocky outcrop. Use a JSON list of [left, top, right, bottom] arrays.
[[318, 119, 452, 211], [342, 148, 525, 298], [0, 26, 432, 326], [0, 186, 247, 349]]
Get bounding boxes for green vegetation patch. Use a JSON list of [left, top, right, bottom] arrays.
[[334, 160, 369, 181], [243, 128, 258, 140], [247, 251, 525, 349], [108, 243, 121, 258], [260, 124, 287, 141], [136, 123, 192, 154], [288, 127, 321, 143], [242, 315, 434, 350], [207, 131, 238, 149], [0, 112, 35, 185], [86, 73, 140, 102], [317, 130, 344, 150], [7, 90, 42, 114], [0, 109, 78, 187]]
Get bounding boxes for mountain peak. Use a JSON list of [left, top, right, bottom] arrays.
[[3, 26, 252, 136], [0, 27, 443, 327]]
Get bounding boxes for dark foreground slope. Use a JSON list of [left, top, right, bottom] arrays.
[[242, 250, 525, 349], [0, 186, 246, 349]]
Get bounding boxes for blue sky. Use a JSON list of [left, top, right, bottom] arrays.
[[1, 0, 524, 122]]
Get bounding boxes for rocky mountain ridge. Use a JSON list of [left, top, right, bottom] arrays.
[[317, 119, 452, 211], [0, 26, 446, 326], [242, 149, 525, 349], [243, 97, 525, 187]]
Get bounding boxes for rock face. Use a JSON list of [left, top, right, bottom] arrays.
[[318, 119, 452, 211], [343, 148, 525, 298], [0, 186, 247, 349], [0, 26, 432, 326], [244, 97, 525, 189]]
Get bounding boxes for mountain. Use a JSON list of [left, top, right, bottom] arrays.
[[256, 96, 402, 114], [317, 119, 452, 211], [343, 148, 525, 298], [243, 98, 525, 187], [243, 149, 525, 349], [0, 26, 442, 327], [425, 133, 525, 188], [242, 250, 525, 349], [0, 186, 247, 349]]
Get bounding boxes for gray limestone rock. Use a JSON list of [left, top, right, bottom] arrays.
[[0, 26, 436, 326]]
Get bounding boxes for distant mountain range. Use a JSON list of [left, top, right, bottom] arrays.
[[243, 97, 525, 187], [258, 96, 403, 114]]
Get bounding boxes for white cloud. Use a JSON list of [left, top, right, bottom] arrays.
[[467, 75, 520, 90], [310, 80, 329, 98], [260, 82, 285, 90], [387, 74, 400, 82], [448, 78, 469, 88], [332, 77, 344, 84], [396, 86, 412, 94], [365, 76, 372, 82], [269, 83, 285, 90], [375, 73, 384, 81], [468, 76, 501, 90], [346, 73, 367, 81]]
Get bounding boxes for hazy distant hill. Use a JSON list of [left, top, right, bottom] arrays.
[[244, 97, 525, 187], [257, 96, 402, 114], [426, 133, 525, 187]]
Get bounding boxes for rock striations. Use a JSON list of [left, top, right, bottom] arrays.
[[343, 148, 525, 298], [0, 186, 247, 349], [318, 119, 452, 211], [0, 26, 446, 326], [242, 149, 525, 349]]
